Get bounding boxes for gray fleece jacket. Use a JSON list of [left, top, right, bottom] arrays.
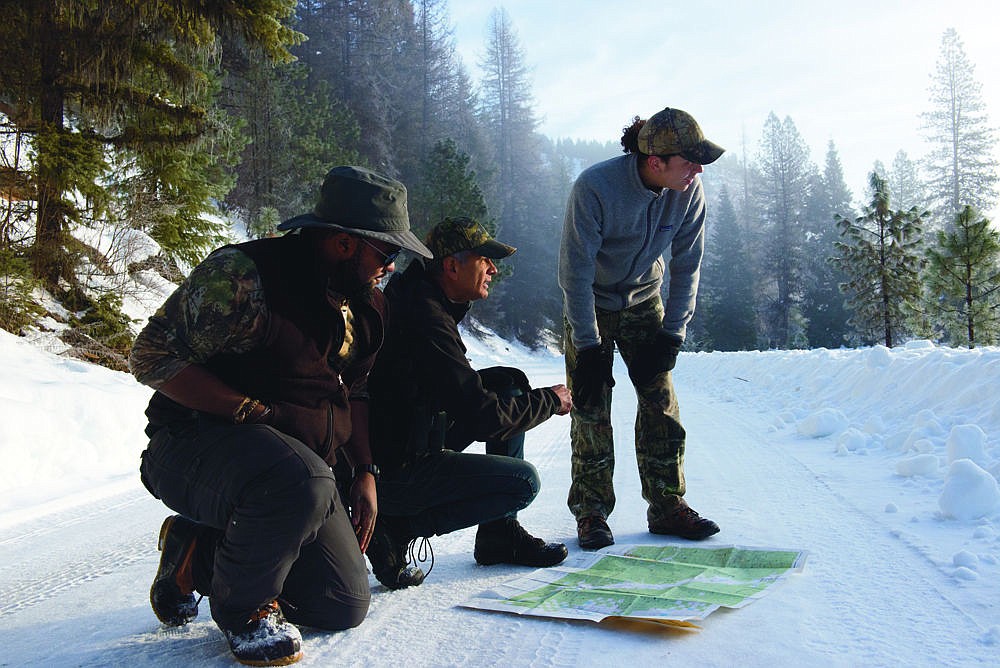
[[558, 153, 706, 350]]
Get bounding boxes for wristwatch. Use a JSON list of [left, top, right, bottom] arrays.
[[354, 463, 381, 482]]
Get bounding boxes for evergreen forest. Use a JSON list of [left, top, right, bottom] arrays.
[[1, 3, 998, 372]]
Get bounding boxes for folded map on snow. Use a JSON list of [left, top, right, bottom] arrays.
[[462, 543, 807, 629]]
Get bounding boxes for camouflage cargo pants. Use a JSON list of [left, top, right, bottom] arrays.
[[565, 295, 687, 525]]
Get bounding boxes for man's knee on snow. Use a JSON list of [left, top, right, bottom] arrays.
[[285, 591, 370, 632]]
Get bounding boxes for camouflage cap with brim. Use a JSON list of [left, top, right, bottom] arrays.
[[277, 165, 433, 258], [636, 107, 725, 165], [424, 217, 516, 260]]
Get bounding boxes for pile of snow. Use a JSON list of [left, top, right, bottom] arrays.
[[680, 343, 1000, 523]]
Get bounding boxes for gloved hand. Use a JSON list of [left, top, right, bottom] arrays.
[[571, 345, 615, 408], [628, 331, 682, 386]]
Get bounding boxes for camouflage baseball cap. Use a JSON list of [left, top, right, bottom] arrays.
[[636, 108, 725, 165], [277, 165, 433, 258], [424, 217, 516, 260]]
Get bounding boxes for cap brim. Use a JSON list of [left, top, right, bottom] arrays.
[[473, 239, 516, 259], [278, 213, 434, 258], [681, 140, 726, 166]]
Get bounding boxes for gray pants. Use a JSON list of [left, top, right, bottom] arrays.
[[139, 418, 370, 631]]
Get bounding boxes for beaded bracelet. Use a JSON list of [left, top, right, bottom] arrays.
[[233, 397, 260, 424]]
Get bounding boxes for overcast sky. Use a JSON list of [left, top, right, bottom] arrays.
[[451, 1, 1000, 210]]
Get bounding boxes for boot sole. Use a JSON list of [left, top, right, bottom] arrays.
[[648, 525, 720, 540], [475, 546, 569, 567], [578, 535, 614, 550], [233, 650, 304, 667]]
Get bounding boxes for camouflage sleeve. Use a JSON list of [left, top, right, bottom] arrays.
[[129, 247, 269, 389]]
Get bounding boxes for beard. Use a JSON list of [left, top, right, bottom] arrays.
[[327, 251, 374, 302]]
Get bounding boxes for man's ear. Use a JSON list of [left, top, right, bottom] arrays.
[[330, 232, 358, 260], [440, 254, 460, 280]]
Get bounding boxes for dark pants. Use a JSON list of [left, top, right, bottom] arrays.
[[378, 449, 538, 537], [377, 366, 538, 537], [139, 418, 370, 632]]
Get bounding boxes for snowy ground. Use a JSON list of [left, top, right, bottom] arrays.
[[1, 327, 999, 666]]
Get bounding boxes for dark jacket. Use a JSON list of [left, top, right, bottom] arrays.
[[368, 260, 560, 471], [142, 235, 386, 465]]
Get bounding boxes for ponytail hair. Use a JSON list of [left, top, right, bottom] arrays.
[[620, 116, 645, 154]]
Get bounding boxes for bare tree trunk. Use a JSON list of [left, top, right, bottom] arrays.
[[967, 277, 975, 348]]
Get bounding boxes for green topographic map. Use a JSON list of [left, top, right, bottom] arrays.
[[463, 544, 807, 626]]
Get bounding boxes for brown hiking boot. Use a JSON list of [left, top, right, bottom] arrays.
[[150, 515, 201, 626], [648, 501, 720, 540], [576, 514, 614, 550]]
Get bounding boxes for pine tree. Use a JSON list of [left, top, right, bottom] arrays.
[[887, 150, 927, 213], [410, 0, 461, 160], [801, 141, 853, 348], [396, 0, 489, 227], [0, 122, 39, 332], [478, 7, 538, 219], [496, 135, 572, 346], [475, 8, 563, 344], [553, 138, 620, 173], [696, 185, 758, 350], [924, 206, 1000, 347], [220, 47, 360, 237], [833, 173, 926, 347], [413, 139, 489, 236], [921, 28, 998, 223], [754, 113, 814, 348], [0, 0, 302, 285]]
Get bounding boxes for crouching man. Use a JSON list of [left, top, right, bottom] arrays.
[[130, 166, 432, 665], [365, 217, 573, 589]]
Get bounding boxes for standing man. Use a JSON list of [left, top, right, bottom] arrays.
[[559, 107, 724, 550], [365, 217, 573, 590], [130, 166, 432, 666]]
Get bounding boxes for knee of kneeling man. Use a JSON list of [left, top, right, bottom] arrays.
[[339, 599, 371, 630], [296, 475, 339, 512], [270, 474, 339, 530], [519, 460, 541, 499], [304, 595, 371, 632]]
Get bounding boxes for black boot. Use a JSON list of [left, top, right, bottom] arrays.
[[366, 515, 429, 590], [474, 518, 568, 567], [150, 515, 202, 626]]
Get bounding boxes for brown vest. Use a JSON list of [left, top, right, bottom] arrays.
[[149, 235, 385, 465]]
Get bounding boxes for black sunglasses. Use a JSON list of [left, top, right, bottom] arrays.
[[360, 238, 402, 268]]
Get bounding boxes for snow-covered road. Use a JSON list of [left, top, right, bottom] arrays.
[[3, 358, 997, 666]]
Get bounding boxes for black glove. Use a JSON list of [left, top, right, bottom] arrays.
[[571, 345, 615, 408], [628, 332, 682, 386]]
